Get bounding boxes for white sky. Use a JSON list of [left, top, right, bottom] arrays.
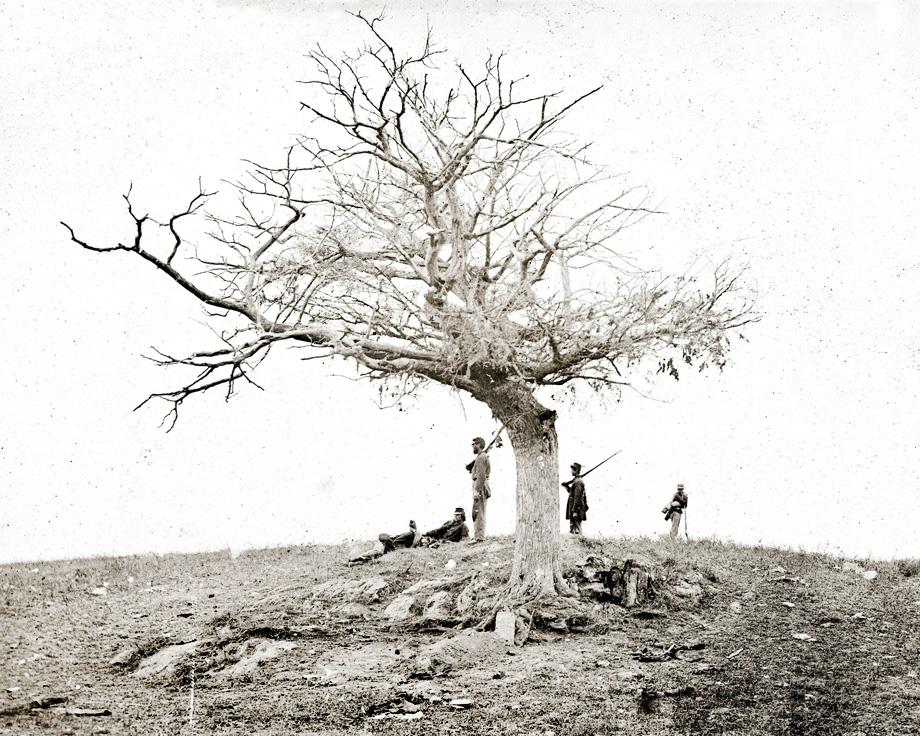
[[1, 1, 918, 563]]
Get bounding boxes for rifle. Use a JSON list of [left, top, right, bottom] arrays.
[[561, 450, 622, 488], [465, 424, 505, 472]]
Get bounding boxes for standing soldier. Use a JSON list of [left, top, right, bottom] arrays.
[[662, 483, 688, 540], [470, 436, 491, 543], [563, 462, 588, 535]]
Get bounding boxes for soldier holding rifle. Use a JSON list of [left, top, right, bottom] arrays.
[[563, 463, 588, 535], [561, 450, 621, 536]]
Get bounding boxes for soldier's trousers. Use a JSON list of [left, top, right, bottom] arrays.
[[472, 493, 487, 541], [669, 511, 682, 539]]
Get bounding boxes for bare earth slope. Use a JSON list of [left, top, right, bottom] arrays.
[[2, 537, 919, 735]]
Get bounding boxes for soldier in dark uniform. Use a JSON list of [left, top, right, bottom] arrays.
[[663, 483, 688, 540], [422, 507, 469, 544], [564, 463, 588, 535], [349, 520, 421, 563]]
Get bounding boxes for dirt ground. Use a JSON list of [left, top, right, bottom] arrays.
[[2, 536, 919, 735]]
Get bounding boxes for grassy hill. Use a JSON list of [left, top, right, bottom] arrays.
[[2, 536, 919, 735]]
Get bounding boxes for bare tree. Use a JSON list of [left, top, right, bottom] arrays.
[[63, 14, 754, 599]]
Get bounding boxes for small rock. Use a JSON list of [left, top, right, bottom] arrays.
[[782, 601, 795, 608], [90, 587, 108, 596], [384, 595, 415, 621], [770, 567, 786, 574], [729, 601, 743, 613], [617, 670, 643, 680], [596, 659, 611, 667], [109, 646, 139, 666], [448, 698, 474, 710], [862, 570, 879, 581], [852, 612, 867, 620], [445, 559, 457, 570], [422, 590, 455, 623], [820, 622, 833, 628], [791, 633, 815, 641]]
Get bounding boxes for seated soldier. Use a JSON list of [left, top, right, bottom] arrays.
[[349, 520, 421, 563], [420, 507, 469, 546]]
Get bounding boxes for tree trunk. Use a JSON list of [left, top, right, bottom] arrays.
[[480, 382, 573, 599]]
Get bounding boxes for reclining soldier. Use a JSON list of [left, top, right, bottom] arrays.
[[420, 507, 469, 546], [348, 520, 421, 563]]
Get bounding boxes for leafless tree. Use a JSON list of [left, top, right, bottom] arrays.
[[63, 14, 754, 599]]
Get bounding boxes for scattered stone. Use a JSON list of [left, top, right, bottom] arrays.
[[448, 698, 474, 710], [421, 591, 455, 624], [494, 610, 516, 645], [385, 595, 415, 621], [791, 633, 815, 642], [6, 687, 20, 693], [674, 583, 703, 599], [310, 576, 388, 604], [729, 601, 743, 613], [133, 641, 201, 680], [617, 670, 642, 680], [402, 578, 449, 595], [109, 646, 139, 667], [782, 601, 795, 608], [445, 559, 457, 570], [219, 640, 297, 678], [336, 602, 373, 619], [90, 587, 108, 597], [852, 612, 867, 621], [596, 659, 611, 667], [862, 570, 879, 582], [417, 630, 506, 674]]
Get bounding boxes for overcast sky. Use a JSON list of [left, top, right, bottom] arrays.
[[1, 1, 918, 563]]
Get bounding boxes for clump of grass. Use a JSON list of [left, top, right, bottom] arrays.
[[896, 559, 920, 577]]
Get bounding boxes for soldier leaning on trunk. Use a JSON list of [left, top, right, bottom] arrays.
[[469, 436, 491, 543]]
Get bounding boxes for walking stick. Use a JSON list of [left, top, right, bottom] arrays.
[[684, 508, 690, 541]]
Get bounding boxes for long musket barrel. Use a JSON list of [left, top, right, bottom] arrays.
[[562, 449, 622, 487]]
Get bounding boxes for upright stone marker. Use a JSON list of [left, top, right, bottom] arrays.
[[495, 609, 516, 645]]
